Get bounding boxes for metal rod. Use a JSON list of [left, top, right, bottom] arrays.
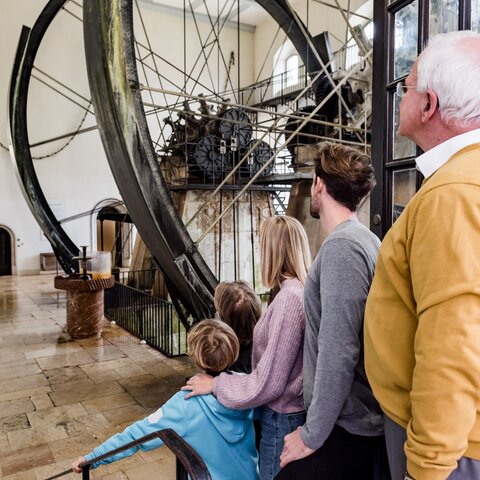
[[30, 125, 98, 148], [311, 0, 371, 21], [140, 87, 366, 132], [193, 53, 371, 243], [31, 74, 94, 114]]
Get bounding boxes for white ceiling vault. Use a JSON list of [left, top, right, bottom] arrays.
[[138, 0, 373, 32], [138, 0, 267, 31]]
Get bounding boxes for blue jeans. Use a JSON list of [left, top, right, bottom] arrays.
[[257, 405, 306, 480]]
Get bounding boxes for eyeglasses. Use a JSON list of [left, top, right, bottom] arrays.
[[396, 81, 417, 97]]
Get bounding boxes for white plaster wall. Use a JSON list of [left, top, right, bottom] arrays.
[[0, 1, 254, 275]]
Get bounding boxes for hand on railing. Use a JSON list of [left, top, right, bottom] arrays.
[[71, 456, 86, 474], [44, 429, 211, 480]]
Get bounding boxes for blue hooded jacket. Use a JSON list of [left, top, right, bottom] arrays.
[[84, 390, 258, 479]]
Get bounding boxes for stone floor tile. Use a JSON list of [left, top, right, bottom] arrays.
[[36, 351, 95, 370], [118, 374, 185, 409], [85, 369, 123, 384], [82, 393, 138, 414], [91, 471, 129, 480], [49, 381, 125, 407], [123, 457, 176, 480], [0, 397, 35, 419], [49, 432, 109, 463], [25, 344, 84, 360], [102, 404, 149, 428], [0, 413, 30, 433], [0, 385, 52, 404], [0, 275, 190, 479], [114, 364, 149, 379], [88, 454, 145, 478], [0, 363, 42, 381], [7, 421, 69, 450], [82, 345, 127, 362], [0, 351, 27, 365], [0, 443, 55, 476], [0, 373, 49, 395], [80, 358, 134, 376], [34, 459, 78, 480], [31, 394, 55, 411], [43, 366, 89, 385], [27, 402, 89, 428], [1, 469, 37, 480]]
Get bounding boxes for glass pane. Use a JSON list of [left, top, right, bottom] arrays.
[[392, 91, 417, 159], [394, 1, 419, 79], [392, 168, 417, 223], [429, 0, 459, 35], [473, 0, 480, 32]]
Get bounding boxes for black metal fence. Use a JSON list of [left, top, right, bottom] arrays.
[[104, 281, 187, 357], [115, 269, 156, 293]]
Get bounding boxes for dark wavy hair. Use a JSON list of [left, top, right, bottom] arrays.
[[214, 280, 261, 346], [313, 142, 376, 212]]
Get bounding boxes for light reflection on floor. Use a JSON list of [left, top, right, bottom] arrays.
[[0, 274, 198, 479]]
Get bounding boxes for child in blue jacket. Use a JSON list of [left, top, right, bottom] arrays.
[[72, 319, 258, 479]]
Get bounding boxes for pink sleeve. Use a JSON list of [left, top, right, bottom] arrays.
[[213, 289, 304, 409]]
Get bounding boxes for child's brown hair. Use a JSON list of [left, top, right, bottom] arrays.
[[214, 280, 261, 346], [187, 319, 240, 373]]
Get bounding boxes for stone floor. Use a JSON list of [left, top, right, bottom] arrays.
[[0, 274, 199, 480]]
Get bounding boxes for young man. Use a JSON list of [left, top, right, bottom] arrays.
[[365, 30, 480, 480], [278, 142, 386, 479]]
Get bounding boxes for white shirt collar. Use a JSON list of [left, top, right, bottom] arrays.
[[415, 129, 480, 178]]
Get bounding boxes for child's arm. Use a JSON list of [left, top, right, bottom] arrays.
[[73, 392, 188, 471]]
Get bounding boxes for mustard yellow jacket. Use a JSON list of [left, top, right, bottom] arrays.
[[365, 144, 480, 480]]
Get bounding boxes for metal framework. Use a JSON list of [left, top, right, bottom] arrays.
[[8, 0, 373, 319]]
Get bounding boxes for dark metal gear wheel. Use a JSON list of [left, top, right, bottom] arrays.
[[216, 108, 252, 150], [193, 135, 231, 180], [314, 75, 339, 121], [238, 140, 274, 178], [284, 105, 327, 160]]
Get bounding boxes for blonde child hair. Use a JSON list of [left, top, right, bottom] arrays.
[[188, 319, 240, 373]]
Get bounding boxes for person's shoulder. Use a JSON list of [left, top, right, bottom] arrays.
[[323, 221, 379, 253], [278, 278, 304, 298]]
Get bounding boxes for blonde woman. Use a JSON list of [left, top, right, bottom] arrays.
[[183, 215, 312, 480]]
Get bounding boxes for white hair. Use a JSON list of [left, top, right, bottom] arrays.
[[417, 30, 480, 129]]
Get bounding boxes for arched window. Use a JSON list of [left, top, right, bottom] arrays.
[[286, 54, 299, 87]]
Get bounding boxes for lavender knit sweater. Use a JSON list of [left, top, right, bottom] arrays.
[[213, 278, 305, 413]]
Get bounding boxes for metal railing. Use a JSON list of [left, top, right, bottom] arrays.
[[44, 428, 211, 480], [115, 268, 156, 293], [104, 281, 187, 357]]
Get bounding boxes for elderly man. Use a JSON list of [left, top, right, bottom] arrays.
[[365, 31, 480, 480]]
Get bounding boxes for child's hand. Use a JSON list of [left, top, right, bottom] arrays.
[[181, 373, 214, 398], [71, 456, 86, 474]]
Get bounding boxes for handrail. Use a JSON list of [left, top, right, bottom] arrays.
[[44, 428, 211, 480]]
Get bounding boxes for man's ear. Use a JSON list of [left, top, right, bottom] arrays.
[[312, 175, 323, 194], [421, 90, 438, 123]]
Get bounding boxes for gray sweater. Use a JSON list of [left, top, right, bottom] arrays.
[[301, 219, 384, 450]]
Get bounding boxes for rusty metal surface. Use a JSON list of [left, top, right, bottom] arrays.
[[83, 0, 217, 320]]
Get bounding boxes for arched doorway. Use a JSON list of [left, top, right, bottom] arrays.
[[0, 226, 13, 276]]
